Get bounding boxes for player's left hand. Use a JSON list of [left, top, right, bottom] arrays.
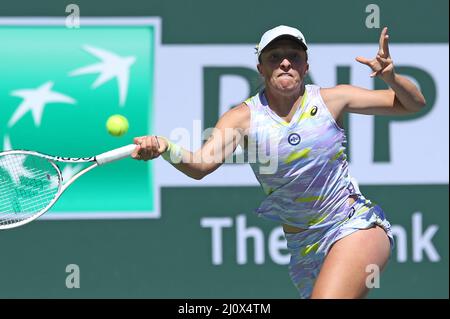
[[355, 27, 395, 83]]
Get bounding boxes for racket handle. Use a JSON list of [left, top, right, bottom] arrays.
[[95, 144, 136, 165]]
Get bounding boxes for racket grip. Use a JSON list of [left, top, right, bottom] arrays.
[[95, 144, 136, 165]]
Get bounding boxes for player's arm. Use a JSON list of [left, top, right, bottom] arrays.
[[132, 103, 250, 180], [323, 27, 426, 116]]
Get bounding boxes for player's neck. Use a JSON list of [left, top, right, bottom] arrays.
[[265, 85, 305, 117]]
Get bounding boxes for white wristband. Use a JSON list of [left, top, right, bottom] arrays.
[[161, 138, 183, 164]]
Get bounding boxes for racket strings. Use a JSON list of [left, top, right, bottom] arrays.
[[0, 154, 60, 226]]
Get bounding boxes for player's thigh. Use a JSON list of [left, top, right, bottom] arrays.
[[311, 225, 391, 299]]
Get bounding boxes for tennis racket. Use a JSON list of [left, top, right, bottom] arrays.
[[0, 144, 136, 230]]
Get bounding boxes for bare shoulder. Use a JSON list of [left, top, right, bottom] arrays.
[[216, 103, 250, 133], [319, 85, 350, 120], [229, 103, 251, 117], [320, 85, 353, 104]]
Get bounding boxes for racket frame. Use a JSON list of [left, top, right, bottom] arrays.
[[0, 144, 135, 230]]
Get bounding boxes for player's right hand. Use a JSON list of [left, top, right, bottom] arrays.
[[355, 27, 395, 83], [131, 135, 168, 161]]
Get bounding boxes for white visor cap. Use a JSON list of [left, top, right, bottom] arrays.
[[256, 25, 307, 58]]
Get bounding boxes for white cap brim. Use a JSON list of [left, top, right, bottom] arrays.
[[256, 25, 307, 57]]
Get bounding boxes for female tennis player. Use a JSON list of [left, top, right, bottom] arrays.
[[131, 25, 426, 298]]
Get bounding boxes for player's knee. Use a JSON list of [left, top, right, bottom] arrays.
[[310, 286, 368, 299]]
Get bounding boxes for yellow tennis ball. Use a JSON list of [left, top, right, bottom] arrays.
[[106, 115, 129, 137]]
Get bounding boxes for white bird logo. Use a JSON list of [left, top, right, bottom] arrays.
[[8, 82, 76, 128], [0, 137, 33, 186], [69, 45, 136, 107], [3, 135, 12, 151], [0, 153, 35, 185]]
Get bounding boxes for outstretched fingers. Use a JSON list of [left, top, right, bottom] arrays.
[[355, 56, 371, 66], [357, 27, 393, 78], [378, 27, 390, 58]]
